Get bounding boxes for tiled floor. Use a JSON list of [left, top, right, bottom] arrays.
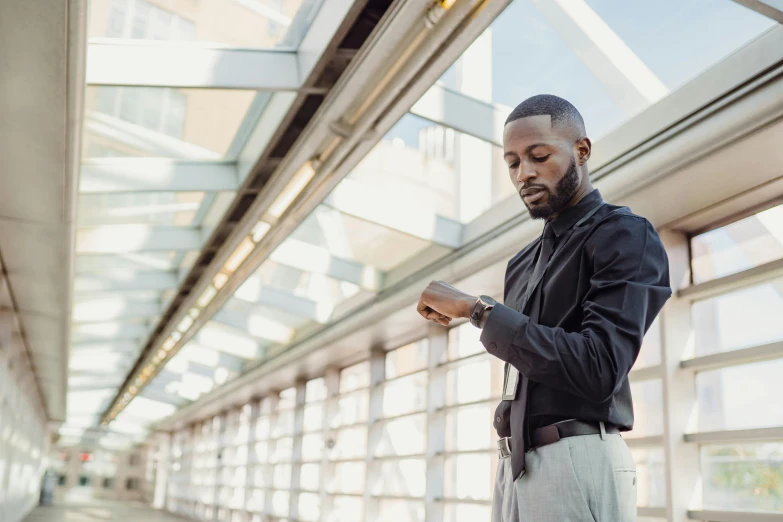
[[24, 500, 190, 522]]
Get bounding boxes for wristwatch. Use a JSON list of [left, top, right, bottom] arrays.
[[470, 295, 497, 328]]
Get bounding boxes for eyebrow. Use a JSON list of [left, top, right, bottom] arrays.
[[504, 143, 549, 158]]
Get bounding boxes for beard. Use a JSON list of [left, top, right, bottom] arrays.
[[522, 158, 580, 220]]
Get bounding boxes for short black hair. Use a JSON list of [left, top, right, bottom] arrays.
[[505, 94, 586, 138]]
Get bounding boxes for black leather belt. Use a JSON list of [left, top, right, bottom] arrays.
[[532, 419, 619, 449]]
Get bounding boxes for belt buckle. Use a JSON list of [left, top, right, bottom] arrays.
[[497, 437, 512, 458]]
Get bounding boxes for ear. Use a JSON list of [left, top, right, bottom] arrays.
[[575, 137, 592, 166]]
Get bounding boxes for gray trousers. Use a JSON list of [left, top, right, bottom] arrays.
[[493, 434, 637, 521], [492, 455, 519, 522]]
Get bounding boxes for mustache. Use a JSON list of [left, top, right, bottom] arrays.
[[519, 184, 549, 197]]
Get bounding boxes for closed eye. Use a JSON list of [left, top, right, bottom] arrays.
[[507, 161, 519, 169], [532, 154, 550, 163]]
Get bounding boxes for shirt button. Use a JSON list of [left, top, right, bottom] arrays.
[[489, 343, 497, 351], [496, 416, 502, 423]]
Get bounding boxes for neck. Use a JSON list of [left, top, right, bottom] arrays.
[[551, 180, 594, 221]]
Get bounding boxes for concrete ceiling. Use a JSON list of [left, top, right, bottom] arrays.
[[0, 0, 84, 422]]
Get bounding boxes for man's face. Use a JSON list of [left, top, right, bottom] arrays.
[[503, 115, 583, 220]]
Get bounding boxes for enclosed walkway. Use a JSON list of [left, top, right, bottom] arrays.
[[24, 501, 188, 522]]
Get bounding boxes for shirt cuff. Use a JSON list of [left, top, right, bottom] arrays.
[[479, 303, 526, 363]]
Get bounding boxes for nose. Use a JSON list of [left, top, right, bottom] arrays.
[[516, 164, 536, 185]]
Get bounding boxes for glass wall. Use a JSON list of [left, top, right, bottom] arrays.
[[0, 344, 48, 522]]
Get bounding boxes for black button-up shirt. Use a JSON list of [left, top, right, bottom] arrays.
[[480, 189, 671, 480]]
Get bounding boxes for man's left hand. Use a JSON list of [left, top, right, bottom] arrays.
[[417, 281, 476, 326]]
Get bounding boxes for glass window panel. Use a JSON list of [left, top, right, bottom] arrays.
[[448, 323, 484, 361], [442, 0, 775, 140], [306, 378, 328, 402], [78, 192, 206, 226], [304, 403, 324, 432], [629, 379, 663, 438], [374, 415, 426, 457], [370, 458, 426, 497], [328, 462, 365, 494], [445, 404, 493, 452], [691, 204, 783, 283], [272, 464, 291, 489], [278, 387, 297, 410], [302, 433, 323, 462], [446, 358, 493, 405], [336, 113, 513, 225], [329, 427, 367, 460], [702, 442, 783, 513], [83, 87, 257, 160], [270, 437, 293, 463], [376, 499, 425, 522], [444, 454, 492, 501], [298, 491, 321, 521], [254, 417, 270, 441], [691, 277, 783, 357], [340, 362, 370, 393], [444, 504, 491, 522], [300, 463, 321, 492], [382, 372, 428, 417], [273, 410, 295, 438], [386, 340, 428, 379], [635, 317, 661, 369], [331, 390, 369, 428], [328, 496, 363, 522], [633, 448, 666, 508], [271, 490, 289, 517], [289, 206, 432, 271], [695, 359, 783, 432], [88, 0, 323, 49], [250, 466, 268, 489]]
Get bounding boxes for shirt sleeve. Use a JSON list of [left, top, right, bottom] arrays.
[[480, 214, 671, 403]]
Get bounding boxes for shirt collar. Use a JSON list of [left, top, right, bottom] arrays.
[[548, 189, 603, 238]]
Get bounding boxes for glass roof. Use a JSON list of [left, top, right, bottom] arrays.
[[88, 0, 324, 50], [438, 0, 776, 140], [63, 0, 782, 448], [83, 87, 259, 160]]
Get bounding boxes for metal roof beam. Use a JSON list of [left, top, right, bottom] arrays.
[[86, 44, 303, 91]]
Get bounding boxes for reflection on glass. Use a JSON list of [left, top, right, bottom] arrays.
[[83, 87, 257, 159], [88, 0, 323, 49], [444, 454, 492, 501], [702, 442, 783, 513], [386, 340, 428, 379], [441, 0, 775, 140], [382, 372, 428, 417], [374, 415, 426, 457], [696, 359, 783, 432], [632, 447, 666, 508], [691, 204, 783, 283], [629, 379, 663, 438], [370, 459, 426, 498], [692, 277, 783, 356], [445, 405, 492, 452]]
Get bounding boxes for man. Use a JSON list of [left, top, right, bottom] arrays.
[[416, 95, 671, 521]]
